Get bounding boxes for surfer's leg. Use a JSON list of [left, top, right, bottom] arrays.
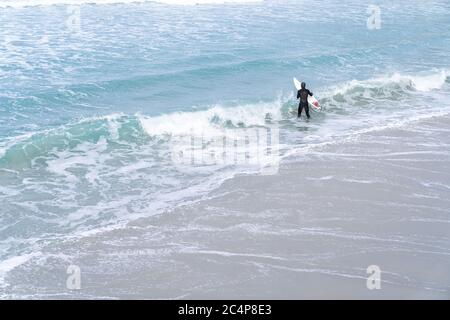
[[305, 105, 310, 119], [298, 104, 303, 117]]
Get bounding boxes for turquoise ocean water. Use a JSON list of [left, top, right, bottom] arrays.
[[0, 0, 449, 296]]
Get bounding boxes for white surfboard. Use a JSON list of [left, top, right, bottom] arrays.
[[293, 77, 321, 111]]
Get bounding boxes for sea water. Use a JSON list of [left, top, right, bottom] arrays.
[[0, 0, 449, 298]]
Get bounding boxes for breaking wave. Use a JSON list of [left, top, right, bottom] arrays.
[[1, 69, 449, 168]]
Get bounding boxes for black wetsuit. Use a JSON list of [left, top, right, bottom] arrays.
[[297, 88, 313, 118]]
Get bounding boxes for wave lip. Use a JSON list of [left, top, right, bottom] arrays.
[[139, 100, 283, 137], [409, 71, 449, 91]]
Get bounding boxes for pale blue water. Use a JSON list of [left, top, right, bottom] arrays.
[[0, 0, 450, 297]]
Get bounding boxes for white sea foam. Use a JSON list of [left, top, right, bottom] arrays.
[[46, 137, 110, 183], [329, 70, 449, 96], [0, 253, 39, 288], [139, 101, 282, 136]]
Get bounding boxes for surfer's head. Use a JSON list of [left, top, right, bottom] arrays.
[[301, 82, 306, 89]]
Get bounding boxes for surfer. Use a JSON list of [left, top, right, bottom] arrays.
[[297, 82, 313, 119]]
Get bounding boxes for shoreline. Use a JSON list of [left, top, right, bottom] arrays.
[[4, 111, 449, 299]]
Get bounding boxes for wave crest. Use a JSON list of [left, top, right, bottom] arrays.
[[328, 70, 449, 96]]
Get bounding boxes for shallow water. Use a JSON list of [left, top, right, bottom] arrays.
[[0, 0, 449, 298]]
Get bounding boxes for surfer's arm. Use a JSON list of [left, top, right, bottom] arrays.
[[308, 90, 313, 96], [297, 90, 300, 99]]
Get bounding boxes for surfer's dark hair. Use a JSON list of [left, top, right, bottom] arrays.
[[301, 82, 306, 88]]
